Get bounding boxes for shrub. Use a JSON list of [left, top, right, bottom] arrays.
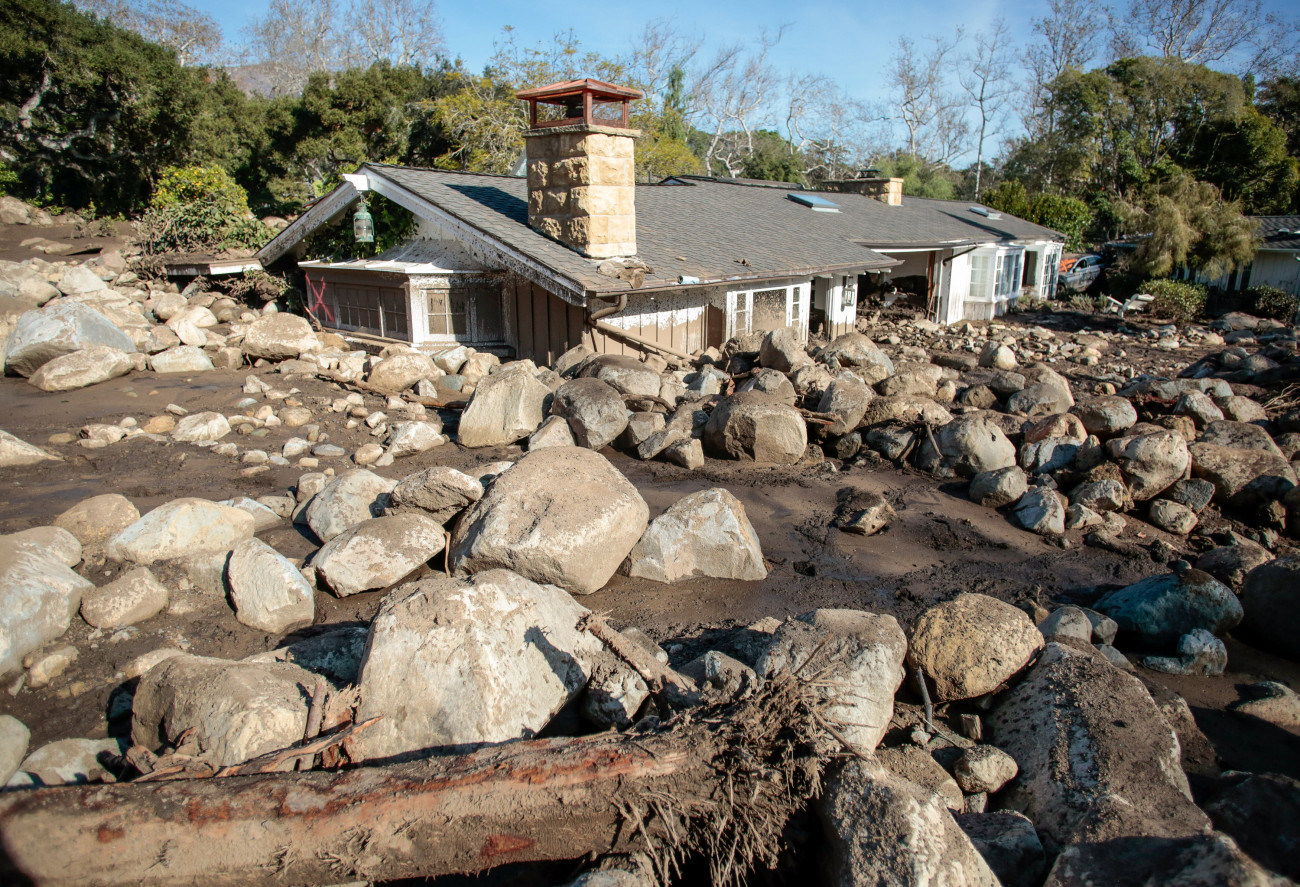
[[1143, 279, 1207, 325], [135, 165, 270, 258], [1246, 284, 1299, 321]]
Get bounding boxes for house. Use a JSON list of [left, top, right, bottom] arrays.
[[256, 79, 1062, 366], [1194, 216, 1300, 298]]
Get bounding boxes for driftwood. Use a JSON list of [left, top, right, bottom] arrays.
[[0, 674, 835, 887]]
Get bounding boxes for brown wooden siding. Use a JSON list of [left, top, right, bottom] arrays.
[[590, 291, 712, 357], [505, 275, 587, 366]]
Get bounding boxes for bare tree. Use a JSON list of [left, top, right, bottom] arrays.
[[75, 0, 224, 65], [241, 0, 344, 96], [344, 0, 445, 69], [784, 74, 874, 182], [959, 17, 1015, 198], [1108, 0, 1299, 76], [887, 30, 968, 164], [1023, 0, 1099, 122], [694, 29, 785, 177]]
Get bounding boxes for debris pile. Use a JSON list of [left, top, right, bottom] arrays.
[[0, 251, 1298, 885]]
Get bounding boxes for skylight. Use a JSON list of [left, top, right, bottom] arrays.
[[788, 193, 840, 213], [970, 206, 1003, 220]]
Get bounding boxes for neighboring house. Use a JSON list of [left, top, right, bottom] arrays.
[[256, 79, 1062, 365], [1194, 216, 1300, 298]]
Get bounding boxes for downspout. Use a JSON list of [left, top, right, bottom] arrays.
[[585, 293, 695, 364]]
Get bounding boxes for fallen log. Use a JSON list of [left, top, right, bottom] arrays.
[[0, 674, 834, 887]]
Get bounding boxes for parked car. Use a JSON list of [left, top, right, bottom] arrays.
[[1057, 254, 1106, 293]]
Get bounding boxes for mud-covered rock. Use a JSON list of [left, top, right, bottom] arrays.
[[759, 609, 906, 754], [624, 488, 765, 583], [908, 593, 1043, 702], [450, 447, 648, 595], [351, 570, 607, 760], [817, 758, 999, 887], [131, 654, 317, 768], [703, 391, 807, 464], [1093, 570, 1242, 647], [989, 642, 1209, 849], [313, 513, 445, 597]]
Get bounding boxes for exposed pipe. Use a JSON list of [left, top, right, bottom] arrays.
[[591, 318, 695, 364]]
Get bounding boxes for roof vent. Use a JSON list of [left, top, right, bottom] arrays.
[[970, 206, 1002, 220], [788, 193, 840, 213]]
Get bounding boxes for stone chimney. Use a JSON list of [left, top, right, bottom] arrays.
[[518, 79, 643, 258], [823, 173, 905, 206]]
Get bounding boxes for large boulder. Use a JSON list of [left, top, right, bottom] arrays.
[[1043, 833, 1279, 887], [624, 488, 766, 583], [1204, 773, 1300, 882], [4, 300, 135, 376], [366, 352, 439, 394], [1070, 396, 1137, 437], [1189, 442, 1296, 510], [79, 567, 169, 630], [1014, 488, 1066, 536], [920, 416, 1016, 478], [457, 362, 549, 447], [450, 447, 648, 595], [818, 332, 895, 378], [758, 327, 809, 373], [313, 513, 445, 597], [53, 493, 139, 548], [989, 642, 1209, 849], [171, 411, 231, 442], [1005, 383, 1074, 417], [303, 469, 397, 543], [27, 345, 134, 391], [149, 344, 214, 374], [388, 466, 483, 524], [577, 354, 662, 398], [1106, 430, 1190, 501], [1240, 556, 1300, 659], [351, 570, 607, 760], [551, 377, 628, 450], [240, 313, 318, 361], [0, 429, 60, 468], [131, 654, 317, 768], [1093, 570, 1243, 647], [969, 466, 1028, 508], [758, 609, 907, 754], [908, 593, 1044, 702], [955, 812, 1047, 887], [0, 537, 93, 674], [226, 538, 315, 634], [817, 758, 1000, 887], [703, 392, 807, 464], [817, 373, 875, 436], [106, 498, 255, 565]]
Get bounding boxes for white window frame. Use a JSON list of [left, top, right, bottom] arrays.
[[726, 282, 810, 341], [969, 246, 1026, 302]]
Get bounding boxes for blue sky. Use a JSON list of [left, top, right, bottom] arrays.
[[193, 0, 1294, 162], [205, 0, 1038, 106]]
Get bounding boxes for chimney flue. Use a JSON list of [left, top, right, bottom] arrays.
[[517, 79, 643, 258]]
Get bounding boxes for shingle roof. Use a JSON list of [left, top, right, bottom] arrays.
[[369, 164, 902, 297], [1255, 215, 1300, 251], [283, 164, 1062, 303]]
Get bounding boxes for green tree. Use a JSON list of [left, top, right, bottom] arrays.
[[1117, 174, 1258, 279], [1028, 193, 1093, 251], [871, 153, 960, 199], [1177, 106, 1299, 213], [982, 179, 1032, 218], [739, 130, 802, 183], [0, 0, 217, 212]]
